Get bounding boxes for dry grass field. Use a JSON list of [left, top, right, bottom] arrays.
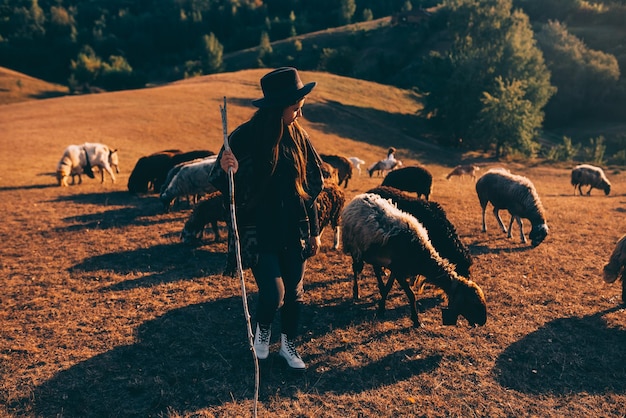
[[1, 68, 625, 418]]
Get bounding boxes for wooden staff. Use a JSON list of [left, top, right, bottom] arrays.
[[220, 96, 259, 417]]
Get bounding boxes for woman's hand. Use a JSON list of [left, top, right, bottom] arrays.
[[309, 235, 321, 256], [220, 149, 239, 173]]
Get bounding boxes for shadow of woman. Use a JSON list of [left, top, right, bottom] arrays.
[[493, 306, 626, 395]]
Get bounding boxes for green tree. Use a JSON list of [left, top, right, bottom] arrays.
[[418, 0, 555, 155], [474, 77, 542, 157], [68, 45, 102, 92], [201, 32, 223, 74], [535, 20, 620, 124], [257, 31, 272, 67]]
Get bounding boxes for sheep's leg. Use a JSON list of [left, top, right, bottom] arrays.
[[352, 258, 364, 300], [493, 208, 508, 233], [395, 276, 420, 328], [332, 226, 341, 250], [481, 206, 488, 232], [507, 215, 515, 238], [377, 268, 395, 316], [211, 222, 221, 242], [586, 186, 593, 196], [513, 216, 527, 243], [621, 273, 626, 304]]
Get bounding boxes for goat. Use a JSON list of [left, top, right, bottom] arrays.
[[367, 186, 472, 278], [159, 155, 218, 212], [571, 164, 611, 196], [446, 164, 480, 181], [476, 169, 549, 247], [348, 157, 366, 176], [603, 234, 626, 303], [56, 143, 119, 186], [181, 191, 228, 244], [341, 192, 487, 328], [320, 154, 353, 188], [367, 159, 402, 177], [381, 165, 433, 200]]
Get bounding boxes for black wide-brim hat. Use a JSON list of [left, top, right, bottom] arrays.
[[252, 67, 316, 108]]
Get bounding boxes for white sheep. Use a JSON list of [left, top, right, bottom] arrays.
[[476, 169, 549, 247], [571, 164, 611, 196], [56, 142, 119, 186], [159, 155, 218, 212], [341, 192, 487, 327], [348, 157, 365, 176]]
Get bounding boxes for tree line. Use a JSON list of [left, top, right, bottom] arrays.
[[1, 0, 623, 161]]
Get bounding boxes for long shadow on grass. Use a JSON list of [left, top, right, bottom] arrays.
[[50, 192, 182, 230], [493, 307, 626, 394], [20, 298, 441, 417], [70, 245, 227, 290]]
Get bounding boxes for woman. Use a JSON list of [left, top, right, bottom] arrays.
[[209, 67, 324, 370]]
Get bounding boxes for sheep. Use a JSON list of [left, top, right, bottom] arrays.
[[320, 154, 353, 188], [181, 191, 228, 244], [603, 234, 626, 303], [446, 164, 480, 181], [367, 159, 402, 177], [381, 165, 433, 200], [341, 192, 487, 328], [159, 155, 218, 212], [128, 150, 182, 193], [317, 180, 346, 250], [571, 164, 611, 196], [367, 186, 472, 278], [56, 142, 119, 186], [348, 157, 366, 175], [320, 161, 339, 185], [127, 149, 214, 193], [476, 169, 549, 247]]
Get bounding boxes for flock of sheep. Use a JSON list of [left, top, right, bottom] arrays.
[[55, 143, 626, 325]]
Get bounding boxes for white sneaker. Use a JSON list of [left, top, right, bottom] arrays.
[[253, 324, 271, 360], [279, 333, 306, 370]]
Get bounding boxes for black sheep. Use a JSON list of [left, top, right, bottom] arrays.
[[320, 154, 353, 188], [381, 165, 433, 200]]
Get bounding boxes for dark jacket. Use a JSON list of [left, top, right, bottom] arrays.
[[209, 121, 324, 271]]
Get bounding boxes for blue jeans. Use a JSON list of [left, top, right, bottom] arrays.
[[251, 248, 306, 338]]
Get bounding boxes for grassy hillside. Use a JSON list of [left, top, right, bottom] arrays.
[[1, 69, 626, 417], [0, 67, 69, 105]]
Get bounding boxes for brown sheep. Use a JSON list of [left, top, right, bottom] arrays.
[[320, 154, 353, 188], [603, 234, 626, 303]]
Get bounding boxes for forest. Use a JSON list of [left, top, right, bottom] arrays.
[[1, 0, 625, 160]]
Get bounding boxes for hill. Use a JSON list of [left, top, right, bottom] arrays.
[[0, 67, 69, 105], [1, 69, 626, 417]]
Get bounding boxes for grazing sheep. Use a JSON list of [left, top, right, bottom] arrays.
[[571, 164, 611, 196], [348, 157, 366, 175], [181, 191, 228, 244], [317, 180, 346, 250], [320, 154, 353, 188], [381, 165, 433, 200], [320, 161, 339, 185], [446, 164, 480, 181], [476, 169, 549, 247], [160, 155, 218, 212], [367, 159, 402, 177], [341, 193, 487, 327], [127, 149, 213, 193], [128, 150, 182, 193], [603, 234, 626, 303], [56, 142, 119, 186], [367, 186, 472, 278]]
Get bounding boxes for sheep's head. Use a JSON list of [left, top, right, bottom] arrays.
[[529, 223, 549, 247], [603, 262, 622, 284], [444, 279, 487, 327], [109, 149, 120, 174], [181, 224, 203, 245], [603, 183, 611, 195]]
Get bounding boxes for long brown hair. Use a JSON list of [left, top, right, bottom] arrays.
[[249, 106, 310, 199]]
